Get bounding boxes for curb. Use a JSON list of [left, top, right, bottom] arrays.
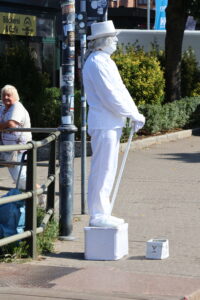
[[37, 128, 200, 160], [120, 128, 200, 153]]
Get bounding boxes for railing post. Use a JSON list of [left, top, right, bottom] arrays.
[[59, 126, 76, 239], [25, 142, 37, 259], [47, 137, 57, 211]]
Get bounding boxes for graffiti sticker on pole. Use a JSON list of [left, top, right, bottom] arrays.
[[75, 0, 108, 38]]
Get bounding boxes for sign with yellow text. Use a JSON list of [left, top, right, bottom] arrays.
[[0, 12, 36, 36]]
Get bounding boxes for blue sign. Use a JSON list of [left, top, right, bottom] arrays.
[[154, 0, 168, 30]]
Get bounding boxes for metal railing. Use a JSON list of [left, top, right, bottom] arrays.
[[0, 128, 60, 259]]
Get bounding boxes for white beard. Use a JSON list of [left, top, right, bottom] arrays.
[[100, 36, 118, 55], [102, 44, 117, 55]]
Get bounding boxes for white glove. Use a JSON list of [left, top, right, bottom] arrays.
[[132, 115, 145, 133]]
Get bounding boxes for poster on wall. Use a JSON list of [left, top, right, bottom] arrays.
[[154, 0, 168, 30]]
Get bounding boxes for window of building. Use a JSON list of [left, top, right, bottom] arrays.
[[138, 0, 147, 4], [137, 0, 155, 5]]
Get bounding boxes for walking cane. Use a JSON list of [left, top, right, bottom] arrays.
[[110, 124, 135, 213]]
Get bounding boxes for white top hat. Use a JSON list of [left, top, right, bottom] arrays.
[[87, 20, 117, 40]]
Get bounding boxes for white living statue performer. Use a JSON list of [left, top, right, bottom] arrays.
[[83, 20, 145, 228]]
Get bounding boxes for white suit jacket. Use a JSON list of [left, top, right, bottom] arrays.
[[82, 51, 144, 130]]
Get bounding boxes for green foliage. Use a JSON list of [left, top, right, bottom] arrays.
[[0, 208, 59, 261], [37, 208, 59, 255], [147, 43, 200, 101], [33, 88, 81, 136], [139, 96, 200, 134], [40, 87, 61, 128], [112, 45, 165, 106], [0, 241, 30, 262], [0, 40, 50, 127], [191, 82, 200, 96], [181, 47, 200, 97], [149, 42, 166, 71]]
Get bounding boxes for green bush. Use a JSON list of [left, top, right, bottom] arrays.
[[140, 96, 200, 134], [36, 88, 81, 133], [181, 47, 200, 98], [148, 44, 200, 100], [112, 45, 165, 106], [191, 82, 200, 96], [0, 40, 50, 127], [40, 87, 61, 128], [149, 42, 166, 72]]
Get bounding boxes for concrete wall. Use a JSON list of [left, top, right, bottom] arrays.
[[117, 30, 200, 63]]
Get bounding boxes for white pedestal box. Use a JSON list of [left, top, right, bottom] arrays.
[[84, 223, 128, 260], [146, 239, 169, 259]]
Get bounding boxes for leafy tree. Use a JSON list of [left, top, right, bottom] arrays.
[[165, 0, 200, 102]]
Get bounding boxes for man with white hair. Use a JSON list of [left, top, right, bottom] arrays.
[[0, 84, 32, 190], [82, 20, 145, 228]]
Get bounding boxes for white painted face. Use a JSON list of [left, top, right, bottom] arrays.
[[102, 36, 118, 55]]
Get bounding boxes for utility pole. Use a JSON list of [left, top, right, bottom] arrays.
[[59, 0, 77, 239], [147, 0, 151, 29]]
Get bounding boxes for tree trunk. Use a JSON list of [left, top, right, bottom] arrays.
[[165, 0, 187, 102]]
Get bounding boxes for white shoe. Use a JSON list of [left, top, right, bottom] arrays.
[[89, 215, 124, 228]]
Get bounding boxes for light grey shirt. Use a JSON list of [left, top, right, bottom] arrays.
[[0, 101, 32, 145]]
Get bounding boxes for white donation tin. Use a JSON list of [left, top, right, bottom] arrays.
[[146, 238, 169, 259]]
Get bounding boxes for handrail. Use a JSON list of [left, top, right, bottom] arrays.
[[0, 129, 60, 258], [0, 143, 32, 152], [1, 127, 58, 133], [0, 209, 54, 247], [0, 168, 60, 205], [1, 126, 77, 133], [0, 192, 32, 205], [32, 131, 60, 149], [0, 129, 60, 152]]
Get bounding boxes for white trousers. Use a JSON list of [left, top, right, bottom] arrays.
[[8, 152, 27, 190], [88, 128, 122, 217]]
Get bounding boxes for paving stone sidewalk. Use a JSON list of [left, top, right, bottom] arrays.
[[1, 129, 200, 300]]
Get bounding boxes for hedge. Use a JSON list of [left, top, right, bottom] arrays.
[[139, 96, 200, 134]]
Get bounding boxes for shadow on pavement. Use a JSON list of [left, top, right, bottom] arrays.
[[159, 152, 200, 163], [128, 256, 146, 260], [192, 129, 200, 136], [47, 251, 85, 260]]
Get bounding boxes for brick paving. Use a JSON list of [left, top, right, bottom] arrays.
[[1, 131, 200, 300]]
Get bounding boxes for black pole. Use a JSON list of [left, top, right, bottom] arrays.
[[59, 0, 77, 239]]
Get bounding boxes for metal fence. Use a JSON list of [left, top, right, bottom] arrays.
[[0, 128, 60, 259]]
